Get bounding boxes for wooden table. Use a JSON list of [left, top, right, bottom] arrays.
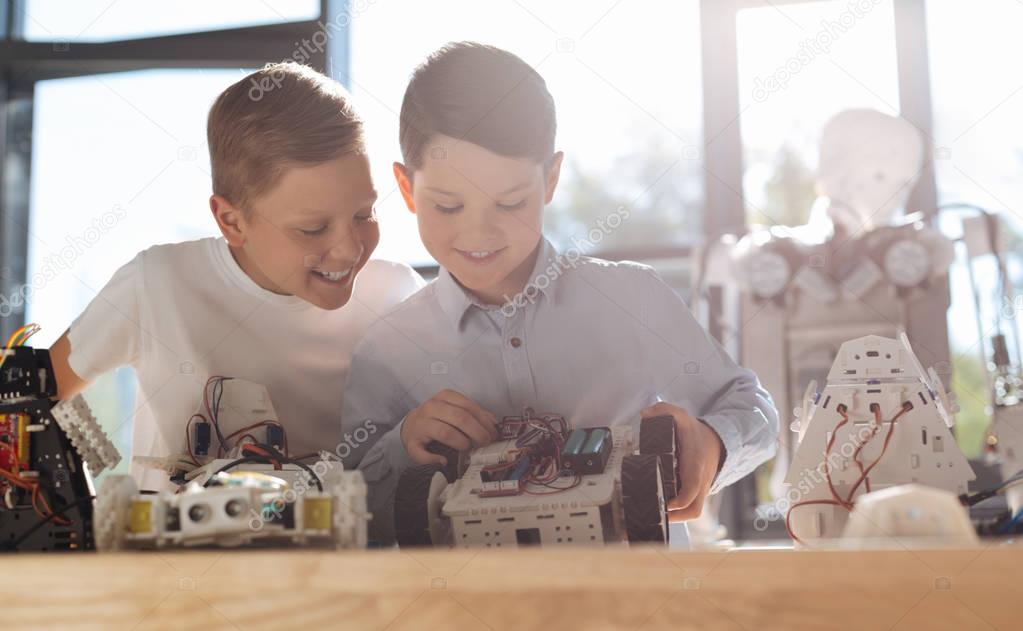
[[3, 544, 1019, 630]]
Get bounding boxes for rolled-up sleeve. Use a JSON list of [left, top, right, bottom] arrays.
[[639, 266, 779, 494]]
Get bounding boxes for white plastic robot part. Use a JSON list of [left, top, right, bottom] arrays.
[[93, 474, 139, 552], [51, 395, 122, 475], [328, 470, 371, 549], [841, 484, 978, 548], [817, 109, 923, 233]]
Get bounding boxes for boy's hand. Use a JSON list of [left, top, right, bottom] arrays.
[[401, 389, 499, 465], [640, 402, 724, 523]]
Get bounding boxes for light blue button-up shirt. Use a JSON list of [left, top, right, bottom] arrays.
[[342, 238, 779, 543]]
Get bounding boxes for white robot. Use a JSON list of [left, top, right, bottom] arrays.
[[698, 109, 956, 507], [393, 413, 678, 548], [784, 334, 974, 544], [95, 377, 371, 550], [94, 465, 368, 550]]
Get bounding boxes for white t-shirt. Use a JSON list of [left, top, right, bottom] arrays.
[[68, 237, 424, 490]]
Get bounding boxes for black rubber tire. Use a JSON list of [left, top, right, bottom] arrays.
[[427, 441, 461, 483], [621, 454, 668, 544], [639, 415, 680, 502], [394, 464, 445, 547]]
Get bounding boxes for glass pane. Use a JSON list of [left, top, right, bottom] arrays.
[[350, 0, 704, 265], [736, 0, 899, 226], [25, 69, 248, 474], [927, 0, 1023, 457], [22, 0, 319, 42]]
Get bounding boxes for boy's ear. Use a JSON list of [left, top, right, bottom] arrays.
[[543, 151, 565, 205], [210, 194, 246, 247], [393, 162, 417, 214]]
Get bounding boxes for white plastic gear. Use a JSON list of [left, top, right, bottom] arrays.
[[93, 474, 138, 551]]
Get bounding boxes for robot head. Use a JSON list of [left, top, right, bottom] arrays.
[[826, 334, 922, 383], [817, 109, 923, 234]]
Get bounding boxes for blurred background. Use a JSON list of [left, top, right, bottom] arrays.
[[0, 0, 1020, 541]]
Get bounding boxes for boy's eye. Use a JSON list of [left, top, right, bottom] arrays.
[[434, 203, 464, 214], [299, 225, 328, 236], [355, 210, 376, 222], [497, 199, 526, 211]]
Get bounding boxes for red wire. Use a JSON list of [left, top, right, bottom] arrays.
[[786, 401, 912, 545]]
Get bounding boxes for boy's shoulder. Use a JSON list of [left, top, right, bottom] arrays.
[[560, 253, 661, 295], [351, 278, 443, 355], [131, 236, 219, 267]]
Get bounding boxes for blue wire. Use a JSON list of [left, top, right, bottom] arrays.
[[999, 508, 1023, 535]]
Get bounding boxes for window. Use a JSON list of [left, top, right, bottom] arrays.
[[24, 69, 248, 472], [735, 0, 900, 226], [22, 0, 319, 41], [350, 0, 704, 265], [2, 5, 329, 475], [927, 0, 1023, 457]]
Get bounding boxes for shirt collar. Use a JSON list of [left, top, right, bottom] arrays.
[[435, 237, 563, 330]]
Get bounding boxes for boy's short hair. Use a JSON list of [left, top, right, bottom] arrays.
[[399, 42, 556, 171], [208, 62, 364, 208]]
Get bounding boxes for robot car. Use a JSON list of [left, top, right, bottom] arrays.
[[393, 410, 680, 548]]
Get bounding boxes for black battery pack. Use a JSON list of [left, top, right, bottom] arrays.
[[560, 427, 613, 476]]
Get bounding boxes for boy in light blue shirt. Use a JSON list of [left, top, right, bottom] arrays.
[[342, 42, 779, 543]]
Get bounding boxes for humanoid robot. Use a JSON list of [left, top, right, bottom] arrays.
[[784, 334, 974, 544], [698, 109, 956, 508]]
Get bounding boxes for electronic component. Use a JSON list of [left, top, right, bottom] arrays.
[[561, 427, 613, 476], [0, 413, 29, 472], [480, 455, 531, 498], [498, 418, 526, 440], [266, 424, 285, 452], [0, 346, 56, 402], [194, 421, 211, 456], [394, 411, 677, 549], [94, 463, 369, 550], [1, 339, 119, 552]]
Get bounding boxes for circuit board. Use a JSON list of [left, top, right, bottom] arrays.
[[442, 426, 633, 547]]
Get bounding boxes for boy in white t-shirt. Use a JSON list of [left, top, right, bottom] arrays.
[[46, 62, 423, 489]]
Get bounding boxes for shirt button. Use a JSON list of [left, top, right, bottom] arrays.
[[510, 337, 522, 348]]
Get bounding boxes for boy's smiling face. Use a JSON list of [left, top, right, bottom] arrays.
[[211, 152, 380, 310], [396, 135, 562, 305]]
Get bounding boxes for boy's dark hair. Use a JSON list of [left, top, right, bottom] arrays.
[[208, 61, 364, 209], [399, 42, 556, 171]]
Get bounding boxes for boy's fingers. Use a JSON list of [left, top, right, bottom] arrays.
[[640, 402, 682, 421], [436, 390, 499, 439], [407, 440, 448, 466], [423, 417, 473, 451], [668, 485, 709, 521], [431, 400, 495, 447]]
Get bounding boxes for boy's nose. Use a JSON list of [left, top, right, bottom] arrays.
[[325, 231, 363, 266]]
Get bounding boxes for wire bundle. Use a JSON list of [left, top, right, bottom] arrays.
[[482, 412, 581, 496], [184, 376, 288, 466], [0, 323, 42, 372], [785, 400, 913, 544]]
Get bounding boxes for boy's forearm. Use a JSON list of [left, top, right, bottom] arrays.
[[48, 331, 90, 401], [357, 421, 413, 545]]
